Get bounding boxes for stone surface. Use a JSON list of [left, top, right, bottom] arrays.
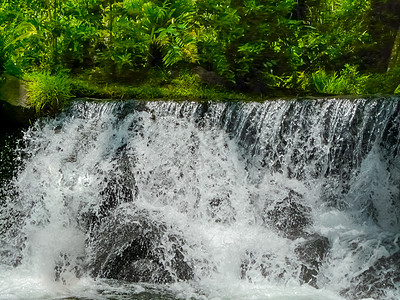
[[0, 74, 28, 107], [0, 75, 34, 132], [240, 251, 289, 282], [193, 66, 230, 88], [99, 145, 138, 215], [263, 190, 312, 239], [207, 196, 236, 224], [295, 234, 330, 288], [342, 251, 400, 299], [88, 208, 193, 283], [240, 234, 330, 288]]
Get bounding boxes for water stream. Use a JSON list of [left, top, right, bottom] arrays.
[[1, 98, 399, 299]]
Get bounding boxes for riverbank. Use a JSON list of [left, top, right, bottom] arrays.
[[15, 70, 251, 114], [0, 70, 246, 128], [1, 67, 399, 125]]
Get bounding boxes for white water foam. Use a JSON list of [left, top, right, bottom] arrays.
[[1, 99, 399, 299]]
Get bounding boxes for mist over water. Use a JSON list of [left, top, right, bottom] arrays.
[[0, 98, 399, 299]]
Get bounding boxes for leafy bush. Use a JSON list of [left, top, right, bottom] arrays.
[[364, 65, 400, 95], [169, 71, 202, 97], [311, 70, 345, 94], [311, 65, 370, 95], [395, 83, 400, 94], [25, 71, 73, 114]]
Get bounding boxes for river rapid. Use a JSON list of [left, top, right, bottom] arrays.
[[1, 98, 399, 299]]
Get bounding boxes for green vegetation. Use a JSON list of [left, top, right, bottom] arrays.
[[1, 0, 400, 113], [310, 65, 370, 95], [70, 70, 246, 101], [25, 72, 73, 114]]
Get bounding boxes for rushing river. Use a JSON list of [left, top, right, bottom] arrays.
[[0, 98, 399, 300]]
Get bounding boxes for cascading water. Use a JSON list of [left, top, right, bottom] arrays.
[[0, 97, 399, 300]]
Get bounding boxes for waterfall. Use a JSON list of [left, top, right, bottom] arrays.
[[0, 97, 399, 299]]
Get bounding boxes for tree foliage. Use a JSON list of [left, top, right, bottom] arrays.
[[0, 0, 400, 95]]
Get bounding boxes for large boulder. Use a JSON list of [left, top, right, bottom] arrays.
[[240, 234, 330, 288], [87, 207, 193, 283], [295, 234, 330, 288], [263, 190, 312, 239]]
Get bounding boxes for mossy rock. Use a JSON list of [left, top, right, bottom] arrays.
[[0, 74, 34, 133]]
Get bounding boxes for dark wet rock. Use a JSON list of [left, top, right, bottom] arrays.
[[192, 101, 210, 129], [97, 145, 138, 219], [114, 258, 171, 282], [88, 208, 193, 283], [54, 125, 62, 134], [88, 209, 161, 279], [112, 100, 139, 120], [80, 148, 138, 230], [240, 235, 329, 287], [0, 132, 23, 187], [0, 74, 27, 106], [0, 75, 34, 133], [168, 238, 194, 280], [207, 196, 236, 224], [240, 251, 262, 280], [263, 190, 312, 239], [0, 100, 35, 133], [341, 251, 400, 299], [240, 251, 289, 281], [295, 234, 330, 288], [54, 253, 83, 284], [99, 173, 136, 216]]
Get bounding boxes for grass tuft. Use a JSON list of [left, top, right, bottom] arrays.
[[25, 71, 73, 115]]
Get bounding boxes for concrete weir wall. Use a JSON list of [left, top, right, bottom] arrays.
[[0, 74, 34, 132]]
